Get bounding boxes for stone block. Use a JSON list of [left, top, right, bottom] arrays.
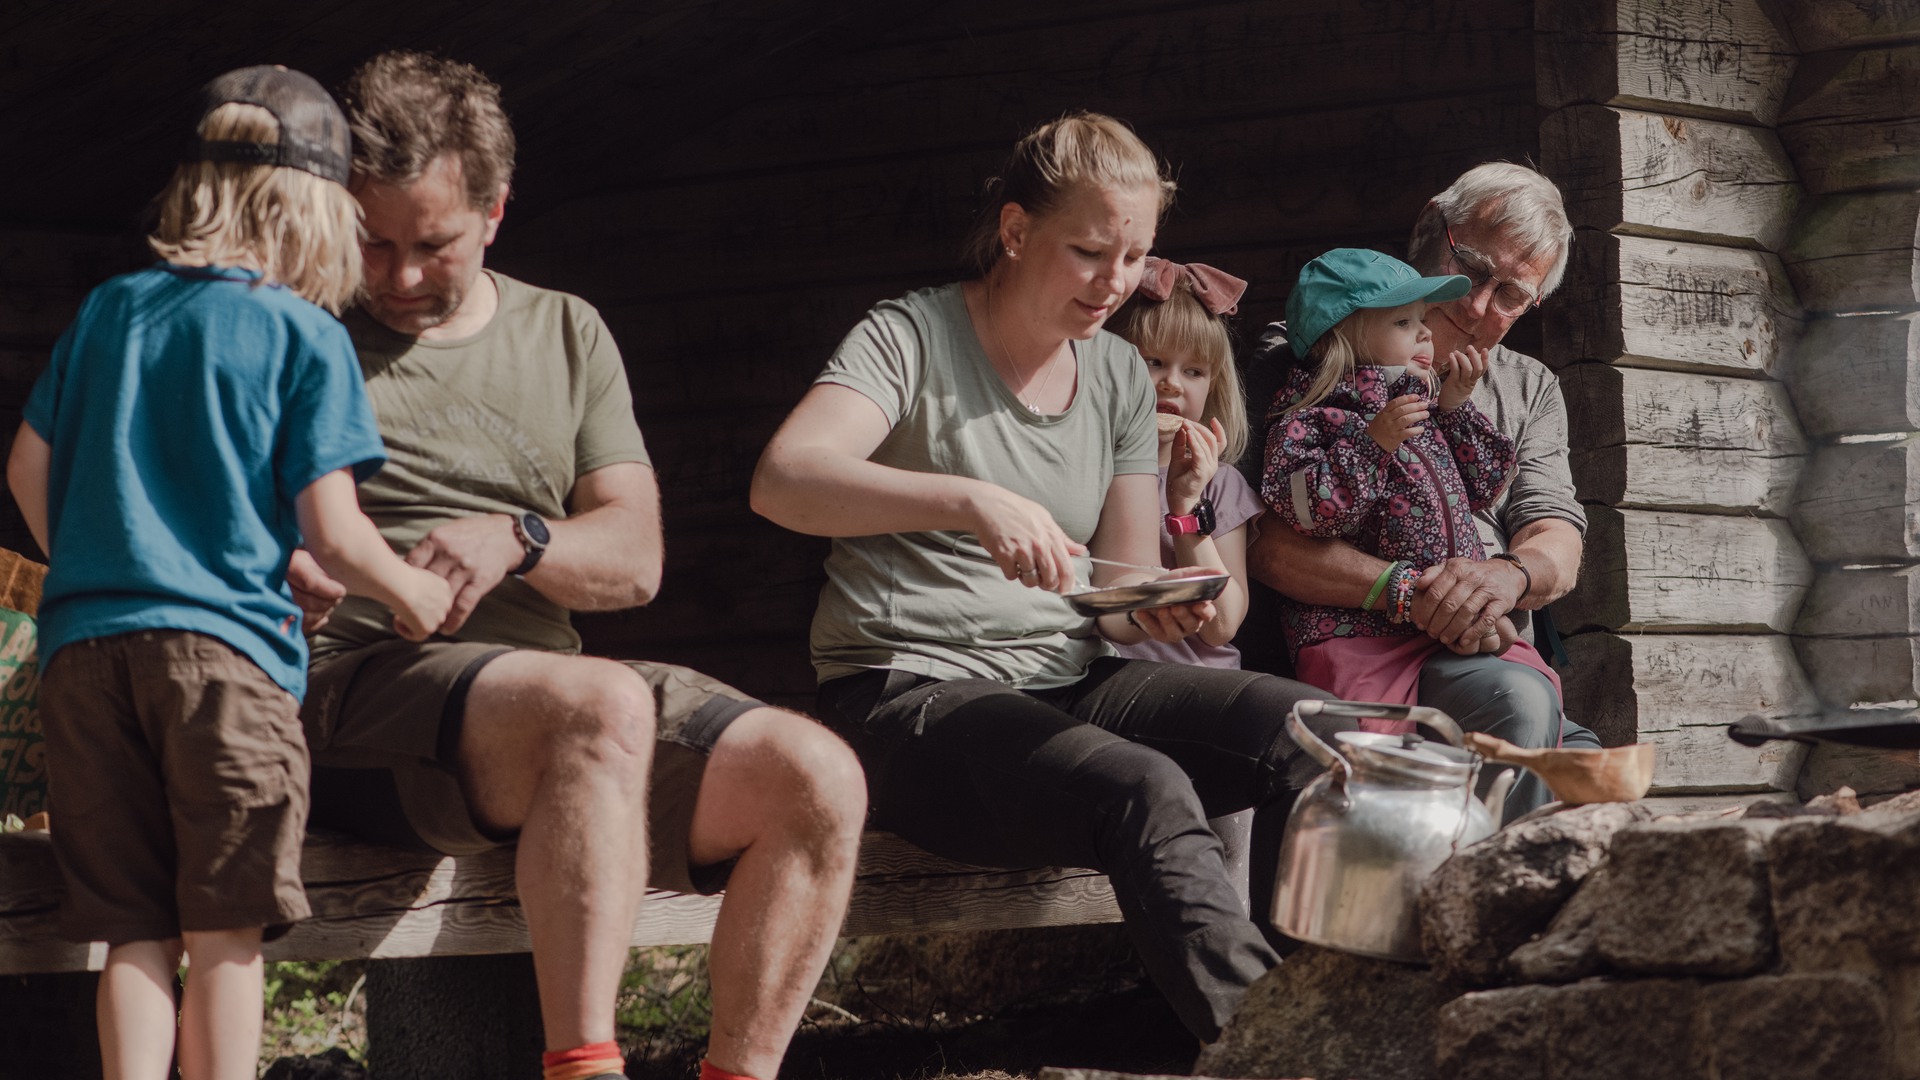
[[1699, 974, 1891, 1080], [1592, 821, 1778, 977], [1768, 801, 1920, 972], [1197, 944, 1448, 1080], [1439, 979, 1709, 1080], [1421, 803, 1653, 987], [1507, 867, 1613, 985], [1434, 985, 1554, 1080], [1553, 979, 1708, 1080]]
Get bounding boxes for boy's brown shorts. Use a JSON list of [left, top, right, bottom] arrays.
[[40, 631, 312, 945], [300, 639, 766, 895]]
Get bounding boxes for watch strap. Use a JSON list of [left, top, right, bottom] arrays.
[[1165, 498, 1216, 537]]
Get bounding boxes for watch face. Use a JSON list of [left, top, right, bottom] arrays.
[[521, 513, 551, 547]]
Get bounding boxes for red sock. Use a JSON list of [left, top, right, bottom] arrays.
[[542, 1041, 623, 1080], [701, 1060, 761, 1080]]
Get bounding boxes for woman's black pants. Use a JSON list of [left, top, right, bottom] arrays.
[[815, 656, 1349, 1042]]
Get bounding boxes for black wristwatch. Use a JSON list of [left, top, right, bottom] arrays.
[[511, 512, 550, 576]]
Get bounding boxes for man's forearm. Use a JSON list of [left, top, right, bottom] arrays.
[[1247, 524, 1394, 608], [1506, 517, 1582, 608], [530, 501, 663, 611]]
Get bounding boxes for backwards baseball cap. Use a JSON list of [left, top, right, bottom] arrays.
[[185, 65, 351, 186], [1287, 248, 1471, 359]]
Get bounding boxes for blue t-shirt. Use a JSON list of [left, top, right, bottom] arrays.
[[23, 263, 386, 698]]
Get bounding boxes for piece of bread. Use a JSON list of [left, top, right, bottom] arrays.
[[1156, 412, 1185, 435]]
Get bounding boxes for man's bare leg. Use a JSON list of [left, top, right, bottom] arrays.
[[689, 708, 865, 1078], [458, 652, 655, 1050]]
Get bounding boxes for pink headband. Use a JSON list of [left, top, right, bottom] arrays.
[[1137, 257, 1248, 316]]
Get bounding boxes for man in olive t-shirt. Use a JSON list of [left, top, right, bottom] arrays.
[[287, 52, 864, 1080]]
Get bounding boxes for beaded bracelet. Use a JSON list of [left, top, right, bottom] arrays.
[[1387, 564, 1420, 624]]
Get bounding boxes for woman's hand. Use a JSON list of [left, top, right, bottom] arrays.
[[969, 484, 1088, 593], [1166, 418, 1226, 515], [1438, 345, 1489, 413], [1127, 566, 1219, 642]]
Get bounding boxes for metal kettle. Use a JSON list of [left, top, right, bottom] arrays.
[[1271, 699, 1514, 963]]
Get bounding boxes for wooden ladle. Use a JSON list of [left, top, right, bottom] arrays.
[[1464, 732, 1656, 805]]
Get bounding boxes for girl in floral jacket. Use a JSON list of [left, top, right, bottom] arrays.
[[1261, 248, 1562, 731]]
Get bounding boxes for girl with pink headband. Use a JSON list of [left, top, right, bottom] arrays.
[[1110, 257, 1263, 668]]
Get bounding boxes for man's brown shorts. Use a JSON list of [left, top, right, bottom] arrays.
[[300, 640, 766, 895], [40, 631, 312, 945]]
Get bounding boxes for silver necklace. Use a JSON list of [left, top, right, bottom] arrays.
[[984, 287, 1062, 414]]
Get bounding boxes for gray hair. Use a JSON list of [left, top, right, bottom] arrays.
[[1407, 162, 1572, 298]]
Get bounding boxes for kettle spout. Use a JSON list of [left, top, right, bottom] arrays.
[[1483, 768, 1517, 828]]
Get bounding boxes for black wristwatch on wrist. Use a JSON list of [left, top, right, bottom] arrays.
[[511, 512, 550, 576]]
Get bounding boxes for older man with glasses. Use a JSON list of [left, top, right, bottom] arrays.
[[1249, 162, 1601, 828]]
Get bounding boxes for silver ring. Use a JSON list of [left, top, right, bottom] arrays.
[[1015, 563, 1032, 576]]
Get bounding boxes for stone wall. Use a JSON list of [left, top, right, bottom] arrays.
[[1195, 794, 1920, 1079], [1427, 794, 1920, 1079]]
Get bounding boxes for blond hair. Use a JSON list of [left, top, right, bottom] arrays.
[[963, 112, 1175, 276], [149, 102, 361, 314], [1114, 281, 1249, 463], [1287, 307, 1434, 415]]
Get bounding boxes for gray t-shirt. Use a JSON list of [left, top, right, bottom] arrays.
[[810, 284, 1159, 688], [313, 271, 651, 660], [1466, 342, 1587, 637]]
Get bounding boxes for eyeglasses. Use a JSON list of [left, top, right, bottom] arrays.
[[1444, 223, 1540, 318]]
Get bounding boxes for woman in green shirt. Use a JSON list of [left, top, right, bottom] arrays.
[[751, 113, 1346, 1044]]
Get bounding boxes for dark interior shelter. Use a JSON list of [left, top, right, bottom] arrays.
[[0, 0, 1542, 710]]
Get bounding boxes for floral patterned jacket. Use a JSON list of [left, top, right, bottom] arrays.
[[1260, 363, 1516, 658]]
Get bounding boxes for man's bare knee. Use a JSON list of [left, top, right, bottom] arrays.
[[788, 723, 866, 830], [546, 666, 657, 768], [693, 710, 866, 866], [461, 657, 657, 829]]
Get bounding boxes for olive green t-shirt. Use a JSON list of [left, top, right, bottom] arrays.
[[810, 284, 1159, 689], [311, 271, 650, 660]]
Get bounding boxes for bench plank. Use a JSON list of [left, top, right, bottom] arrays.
[[0, 830, 1120, 975]]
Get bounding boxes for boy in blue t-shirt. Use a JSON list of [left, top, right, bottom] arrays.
[[5, 67, 450, 1080]]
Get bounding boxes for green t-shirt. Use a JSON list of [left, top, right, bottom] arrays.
[[810, 284, 1159, 688], [311, 271, 650, 660]]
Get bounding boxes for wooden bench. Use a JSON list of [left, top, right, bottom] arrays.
[[0, 827, 1126, 976]]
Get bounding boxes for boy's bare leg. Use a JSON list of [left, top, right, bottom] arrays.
[[457, 653, 655, 1050], [690, 708, 865, 1078], [176, 928, 264, 1080], [98, 939, 182, 1080]]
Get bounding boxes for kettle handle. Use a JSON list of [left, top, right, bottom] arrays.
[[1287, 701, 1352, 793], [1292, 699, 1467, 748]]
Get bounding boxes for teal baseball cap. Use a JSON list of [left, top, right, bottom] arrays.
[[1287, 248, 1472, 359]]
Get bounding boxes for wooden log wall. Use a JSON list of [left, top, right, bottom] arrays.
[[492, 0, 1543, 708], [1539, 0, 1820, 793], [0, 231, 145, 559], [1769, 1, 1920, 797]]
